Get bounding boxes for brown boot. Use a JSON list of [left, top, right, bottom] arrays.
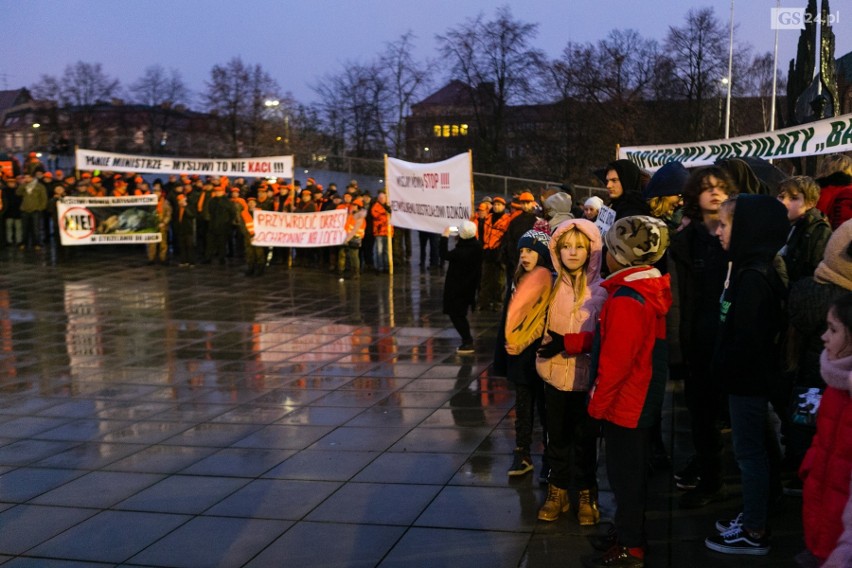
[[577, 488, 600, 526], [538, 483, 570, 521]]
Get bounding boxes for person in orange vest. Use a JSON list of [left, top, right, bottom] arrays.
[[112, 180, 128, 197], [370, 190, 393, 273], [147, 184, 172, 265], [338, 197, 367, 280], [480, 196, 520, 311], [239, 197, 266, 277]]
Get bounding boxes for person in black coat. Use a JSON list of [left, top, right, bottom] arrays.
[[604, 159, 651, 219], [441, 220, 483, 354]]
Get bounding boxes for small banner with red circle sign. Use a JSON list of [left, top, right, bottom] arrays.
[[57, 195, 161, 246]]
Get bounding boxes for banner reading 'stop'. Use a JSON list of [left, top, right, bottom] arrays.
[[620, 112, 852, 172], [386, 152, 473, 234], [76, 148, 294, 178]]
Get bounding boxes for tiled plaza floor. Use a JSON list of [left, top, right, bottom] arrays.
[[0, 245, 804, 567]]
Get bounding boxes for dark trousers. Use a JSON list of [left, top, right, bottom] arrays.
[[545, 385, 598, 490], [419, 231, 440, 267], [514, 377, 547, 452], [602, 421, 650, 548], [20, 210, 43, 248], [447, 310, 472, 344], [684, 363, 725, 488]]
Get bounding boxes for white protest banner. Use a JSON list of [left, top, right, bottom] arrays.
[[57, 195, 160, 246], [386, 152, 473, 234], [252, 209, 349, 248], [76, 148, 294, 178], [620, 112, 852, 172], [594, 205, 616, 236]]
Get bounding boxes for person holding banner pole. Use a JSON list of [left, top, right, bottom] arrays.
[[371, 190, 392, 274]]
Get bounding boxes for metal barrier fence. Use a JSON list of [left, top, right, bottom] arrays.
[[321, 154, 608, 202]]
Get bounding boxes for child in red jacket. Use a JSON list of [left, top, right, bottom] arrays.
[[800, 292, 852, 566], [581, 216, 671, 568]]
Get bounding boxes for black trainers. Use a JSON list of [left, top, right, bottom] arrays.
[[783, 476, 803, 497], [456, 343, 474, 355], [508, 449, 533, 477], [581, 544, 645, 567], [674, 456, 701, 490], [705, 526, 770, 556], [715, 512, 743, 533]]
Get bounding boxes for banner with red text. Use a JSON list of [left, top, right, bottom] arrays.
[[620, 112, 852, 172], [57, 195, 160, 246], [252, 209, 348, 248], [76, 148, 294, 178], [386, 152, 473, 234]]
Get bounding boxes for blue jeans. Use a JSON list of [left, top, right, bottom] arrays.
[[373, 236, 388, 271], [728, 395, 770, 532]]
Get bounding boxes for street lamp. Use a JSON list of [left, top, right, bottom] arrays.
[[32, 123, 41, 149]]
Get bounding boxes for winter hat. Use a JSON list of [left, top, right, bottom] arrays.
[[518, 191, 536, 203], [458, 220, 478, 240], [604, 215, 670, 267], [643, 161, 689, 199], [584, 196, 604, 211], [544, 192, 574, 230], [517, 229, 551, 259], [814, 218, 852, 290]]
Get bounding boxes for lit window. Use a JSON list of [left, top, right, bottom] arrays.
[[433, 125, 441, 137], [442, 125, 450, 137], [460, 124, 468, 136], [451, 125, 459, 137]]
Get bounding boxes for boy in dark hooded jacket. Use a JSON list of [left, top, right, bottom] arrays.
[[705, 194, 789, 556]]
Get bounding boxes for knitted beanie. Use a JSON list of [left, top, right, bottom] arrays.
[[517, 229, 551, 259], [458, 220, 478, 240], [604, 215, 670, 267]]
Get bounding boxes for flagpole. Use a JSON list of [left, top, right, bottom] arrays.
[[724, 0, 735, 139], [770, 0, 780, 132], [385, 154, 393, 276]]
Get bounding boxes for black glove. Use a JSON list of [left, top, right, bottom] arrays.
[[537, 331, 564, 359]]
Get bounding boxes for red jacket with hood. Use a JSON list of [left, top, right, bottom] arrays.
[[587, 266, 672, 428]]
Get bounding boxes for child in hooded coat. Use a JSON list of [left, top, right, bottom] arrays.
[[503, 230, 554, 478], [705, 194, 789, 557], [800, 293, 852, 566], [535, 219, 607, 525]]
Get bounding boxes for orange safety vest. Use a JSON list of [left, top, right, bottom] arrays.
[[482, 209, 519, 250]]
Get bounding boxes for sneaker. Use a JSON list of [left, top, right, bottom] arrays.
[[715, 512, 743, 533], [577, 488, 601, 526], [582, 545, 645, 567], [456, 344, 475, 355], [589, 526, 618, 552], [674, 456, 701, 490], [537, 483, 570, 521], [705, 526, 770, 556], [680, 483, 727, 509], [508, 449, 533, 477], [783, 477, 803, 497]]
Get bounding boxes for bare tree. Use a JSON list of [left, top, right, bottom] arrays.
[[129, 65, 191, 154], [31, 61, 121, 148], [204, 57, 280, 155], [663, 7, 728, 139], [436, 5, 546, 172], [379, 32, 435, 157]]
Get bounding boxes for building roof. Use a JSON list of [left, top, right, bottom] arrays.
[[414, 80, 474, 107], [0, 89, 32, 112]]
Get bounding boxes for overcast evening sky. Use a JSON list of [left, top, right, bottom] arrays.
[[3, 0, 850, 107]]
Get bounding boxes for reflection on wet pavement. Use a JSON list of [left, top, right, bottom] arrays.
[[0, 248, 802, 566]]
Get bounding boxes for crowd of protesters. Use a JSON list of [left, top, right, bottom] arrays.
[[3, 149, 852, 566], [437, 153, 852, 567]]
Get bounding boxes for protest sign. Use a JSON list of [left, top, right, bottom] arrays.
[[57, 195, 160, 245], [76, 148, 294, 178], [252, 209, 349, 248]]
